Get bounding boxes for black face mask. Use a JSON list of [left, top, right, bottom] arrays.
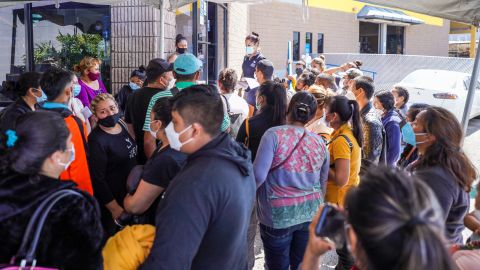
[[98, 113, 122, 128], [295, 68, 303, 76], [177, 48, 186, 54]]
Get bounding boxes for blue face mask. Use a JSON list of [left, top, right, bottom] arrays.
[[401, 122, 416, 146], [129, 82, 141, 91], [73, 84, 81, 97], [36, 89, 47, 103]]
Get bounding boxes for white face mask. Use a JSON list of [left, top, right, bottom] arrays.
[[58, 145, 75, 170], [166, 78, 176, 91], [164, 122, 193, 151], [149, 125, 159, 139]]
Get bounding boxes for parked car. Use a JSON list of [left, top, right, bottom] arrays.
[[397, 69, 480, 121]]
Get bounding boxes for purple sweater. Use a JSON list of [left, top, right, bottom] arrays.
[[254, 125, 329, 229], [78, 79, 107, 108]]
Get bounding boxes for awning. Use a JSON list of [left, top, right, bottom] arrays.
[[357, 5, 424, 25], [359, 0, 480, 26]]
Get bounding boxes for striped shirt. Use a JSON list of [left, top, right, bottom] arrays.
[[143, 83, 230, 133]]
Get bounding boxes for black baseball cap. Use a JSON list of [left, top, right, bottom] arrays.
[[146, 58, 173, 81]]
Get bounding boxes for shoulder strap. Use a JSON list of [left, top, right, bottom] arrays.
[[269, 130, 307, 172], [327, 134, 353, 151], [244, 118, 250, 147], [71, 115, 89, 159], [12, 189, 83, 266], [118, 118, 128, 131], [221, 94, 231, 113]]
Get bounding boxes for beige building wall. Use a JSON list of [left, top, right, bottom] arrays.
[[404, 21, 450, 56], [227, 2, 250, 77], [248, 2, 449, 70], [248, 2, 359, 72]]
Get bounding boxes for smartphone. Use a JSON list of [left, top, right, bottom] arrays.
[[315, 203, 347, 248]]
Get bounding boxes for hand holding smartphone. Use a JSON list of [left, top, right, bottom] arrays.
[[314, 203, 347, 249]]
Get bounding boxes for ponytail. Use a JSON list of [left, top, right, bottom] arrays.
[[348, 99, 363, 147], [328, 96, 363, 147]]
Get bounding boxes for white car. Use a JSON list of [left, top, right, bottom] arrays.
[[397, 69, 480, 121]]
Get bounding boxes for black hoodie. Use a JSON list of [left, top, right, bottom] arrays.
[[140, 133, 256, 270], [0, 173, 104, 269]]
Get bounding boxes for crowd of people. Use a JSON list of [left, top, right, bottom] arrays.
[[0, 31, 479, 270]]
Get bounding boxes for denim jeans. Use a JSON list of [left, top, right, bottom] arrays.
[[260, 222, 310, 270]]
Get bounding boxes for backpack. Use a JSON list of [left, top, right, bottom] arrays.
[[221, 95, 243, 138]]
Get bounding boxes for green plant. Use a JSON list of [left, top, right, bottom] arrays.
[[33, 41, 58, 64], [56, 33, 104, 70]]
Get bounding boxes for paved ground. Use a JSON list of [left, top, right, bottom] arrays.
[[251, 117, 480, 270]]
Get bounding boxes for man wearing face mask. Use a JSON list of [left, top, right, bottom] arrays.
[[142, 53, 200, 159], [140, 85, 255, 270], [246, 59, 274, 116], [40, 67, 93, 195], [349, 76, 385, 171], [124, 58, 171, 164]]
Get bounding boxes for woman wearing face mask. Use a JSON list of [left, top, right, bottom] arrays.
[[88, 93, 137, 237], [324, 96, 362, 207], [124, 97, 187, 222], [397, 103, 430, 169], [373, 90, 402, 166], [306, 85, 333, 141], [411, 106, 476, 244], [391, 86, 409, 118], [0, 72, 46, 132], [69, 75, 92, 134], [175, 34, 188, 54], [241, 32, 266, 112], [254, 91, 330, 270], [74, 56, 107, 108], [0, 111, 103, 269], [236, 81, 287, 269], [301, 167, 457, 270], [115, 66, 146, 115]]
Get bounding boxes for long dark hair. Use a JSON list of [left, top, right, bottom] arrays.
[[257, 81, 287, 127], [175, 34, 187, 48], [414, 106, 477, 192], [327, 95, 363, 147], [245, 32, 260, 45], [346, 167, 456, 270], [287, 91, 317, 124], [0, 111, 69, 175]]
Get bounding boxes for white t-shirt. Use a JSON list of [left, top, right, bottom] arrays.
[[223, 93, 249, 122]]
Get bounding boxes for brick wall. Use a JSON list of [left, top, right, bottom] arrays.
[[404, 20, 450, 57], [110, 0, 175, 94], [227, 2, 249, 77]]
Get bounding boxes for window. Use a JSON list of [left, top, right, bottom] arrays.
[[293, 31, 300, 61], [317, 33, 324, 53], [359, 22, 379, 54], [305, 32, 312, 54], [0, 2, 112, 99], [386, 25, 404, 54]]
